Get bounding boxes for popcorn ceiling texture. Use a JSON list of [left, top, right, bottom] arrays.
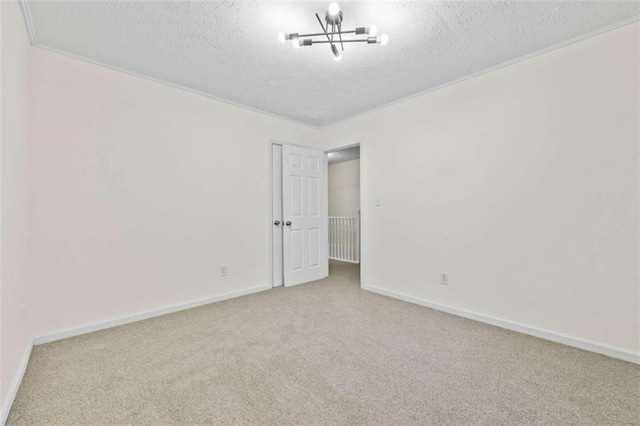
[[327, 145, 359, 164], [26, 1, 639, 126]]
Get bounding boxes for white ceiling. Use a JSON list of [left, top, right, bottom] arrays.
[[25, 1, 639, 127], [328, 145, 359, 164]]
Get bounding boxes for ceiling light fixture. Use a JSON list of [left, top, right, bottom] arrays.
[[279, 2, 387, 61]]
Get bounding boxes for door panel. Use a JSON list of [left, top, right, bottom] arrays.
[[290, 175, 302, 217], [308, 228, 319, 267], [283, 145, 328, 286], [291, 229, 303, 271], [308, 177, 320, 216]]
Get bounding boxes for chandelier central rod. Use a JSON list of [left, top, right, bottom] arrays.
[[315, 13, 335, 49]]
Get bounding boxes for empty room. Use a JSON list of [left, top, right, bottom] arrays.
[[1, 0, 638, 424]]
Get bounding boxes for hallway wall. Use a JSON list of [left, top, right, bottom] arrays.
[[328, 159, 360, 218]]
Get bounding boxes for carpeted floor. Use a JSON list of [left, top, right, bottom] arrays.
[[8, 260, 640, 425]]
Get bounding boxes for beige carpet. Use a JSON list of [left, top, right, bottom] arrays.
[[8, 261, 640, 425]]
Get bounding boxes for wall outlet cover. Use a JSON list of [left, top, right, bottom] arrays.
[[440, 272, 449, 285]]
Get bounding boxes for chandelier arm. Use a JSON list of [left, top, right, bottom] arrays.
[[311, 39, 369, 44], [315, 13, 335, 49], [298, 30, 355, 38], [338, 22, 344, 51]]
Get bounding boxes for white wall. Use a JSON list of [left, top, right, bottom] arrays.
[[1, 0, 4, 397], [1, 0, 32, 403], [1, 5, 637, 381], [320, 23, 639, 355], [328, 159, 360, 217], [27, 48, 319, 337]]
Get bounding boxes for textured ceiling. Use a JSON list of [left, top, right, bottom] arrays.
[[328, 145, 359, 164], [25, 1, 639, 127]]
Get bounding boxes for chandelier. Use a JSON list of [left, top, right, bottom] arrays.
[[278, 2, 388, 61]]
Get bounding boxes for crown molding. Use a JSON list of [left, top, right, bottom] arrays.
[[16, 1, 639, 129], [33, 42, 320, 130], [18, 0, 37, 45], [323, 16, 640, 129], [17, 1, 318, 130]]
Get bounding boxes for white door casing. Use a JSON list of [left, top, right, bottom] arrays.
[[282, 144, 328, 286], [271, 144, 284, 287]]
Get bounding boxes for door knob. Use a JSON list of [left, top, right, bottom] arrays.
[[274, 220, 281, 226], [285, 221, 292, 226]]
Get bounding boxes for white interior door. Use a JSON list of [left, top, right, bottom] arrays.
[[282, 144, 328, 286]]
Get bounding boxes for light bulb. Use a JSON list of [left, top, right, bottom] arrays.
[[368, 25, 378, 36], [331, 44, 342, 61], [278, 32, 286, 43], [328, 2, 340, 16], [292, 38, 300, 48], [379, 33, 389, 45]]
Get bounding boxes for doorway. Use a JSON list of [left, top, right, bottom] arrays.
[[270, 141, 361, 288], [325, 144, 361, 279]]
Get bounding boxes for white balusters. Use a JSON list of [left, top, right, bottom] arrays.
[[328, 216, 360, 263]]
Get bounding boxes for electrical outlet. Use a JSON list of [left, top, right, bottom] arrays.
[[440, 272, 449, 285], [220, 265, 228, 277]]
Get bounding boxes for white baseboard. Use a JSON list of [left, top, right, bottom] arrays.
[[0, 284, 270, 423], [362, 284, 639, 364], [1, 342, 33, 426], [33, 283, 270, 345]]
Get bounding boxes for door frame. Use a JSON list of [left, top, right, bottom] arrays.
[[268, 139, 329, 288], [268, 139, 364, 288], [323, 139, 364, 287]]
